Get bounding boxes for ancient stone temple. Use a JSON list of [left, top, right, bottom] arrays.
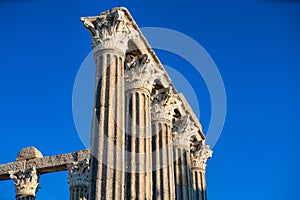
[[0, 7, 213, 200]]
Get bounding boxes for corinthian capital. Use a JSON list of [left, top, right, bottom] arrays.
[[172, 115, 199, 149], [191, 141, 213, 170], [81, 9, 139, 53], [124, 54, 164, 91], [68, 158, 90, 188], [9, 167, 39, 197], [151, 87, 182, 121]]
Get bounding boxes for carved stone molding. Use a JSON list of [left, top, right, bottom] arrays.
[[191, 141, 213, 170], [151, 87, 182, 121], [68, 158, 90, 189], [81, 9, 139, 53], [9, 167, 39, 197], [172, 115, 199, 149]]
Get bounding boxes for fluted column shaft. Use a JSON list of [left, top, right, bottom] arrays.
[[89, 48, 125, 200], [70, 188, 89, 200], [191, 168, 207, 200], [152, 119, 175, 200], [125, 87, 152, 199], [173, 147, 193, 200], [16, 196, 35, 200], [190, 143, 212, 200]]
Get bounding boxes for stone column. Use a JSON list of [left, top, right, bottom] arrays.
[[191, 142, 213, 200], [9, 167, 39, 200], [81, 8, 138, 200], [151, 89, 181, 200], [124, 54, 153, 199], [172, 116, 199, 200], [68, 159, 90, 200]]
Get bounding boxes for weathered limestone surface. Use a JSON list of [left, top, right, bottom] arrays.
[[9, 167, 39, 200], [81, 8, 138, 200], [151, 88, 181, 200], [80, 7, 214, 199], [68, 159, 90, 200], [0, 7, 214, 200], [16, 147, 43, 161], [0, 148, 89, 199], [124, 54, 153, 199], [80, 8, 138, 53], [191, 142, 213, 200], [172, 116, 199, 200], [0, 150, 90, 181]]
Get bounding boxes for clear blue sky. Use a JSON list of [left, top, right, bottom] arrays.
[[0, 0, 299, 199]]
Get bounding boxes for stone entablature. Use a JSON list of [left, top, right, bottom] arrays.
[[0, 149, 90, 181], [0, 149, 90, 199]]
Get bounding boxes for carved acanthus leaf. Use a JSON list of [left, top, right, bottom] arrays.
[[81, 9, 139, 53], [9, 167, 39, 197], [151, 87, 182, 121], [191, 141, 213, 170], [124, 54, 165, 91], [68, 158, 90, 188], [172, 115, 199, 149]]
